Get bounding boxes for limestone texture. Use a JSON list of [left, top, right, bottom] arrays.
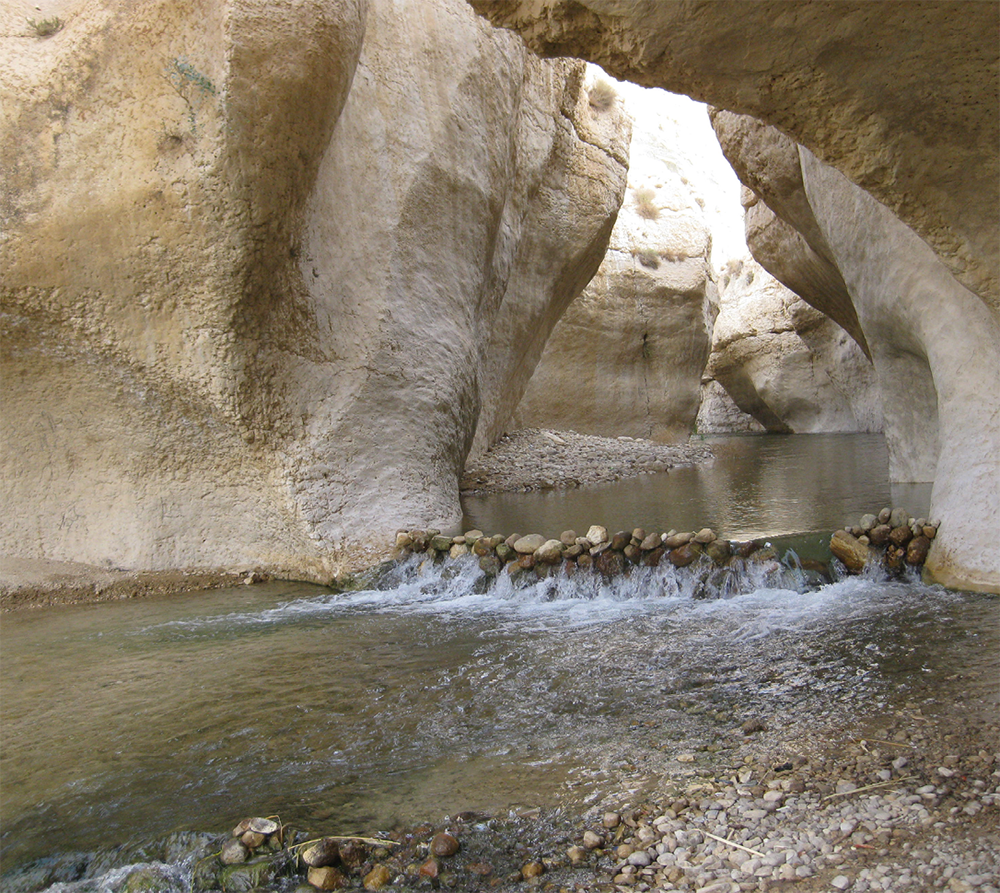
[[1, 0, 628, 579], [512, 85, 717, 441], [706, 256, 882, 435]]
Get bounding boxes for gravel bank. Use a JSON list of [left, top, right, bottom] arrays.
[[461, 428, 715, 495]]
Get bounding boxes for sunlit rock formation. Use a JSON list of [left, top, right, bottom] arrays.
[[469, 0, 1000, 593], [511, 85, 722, 442], [0, 0, 628, 580]]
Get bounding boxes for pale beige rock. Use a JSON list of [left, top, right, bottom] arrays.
[[706, 256, 882, 435], [512, 84, 716, 441], [0, 0, 628, 581]]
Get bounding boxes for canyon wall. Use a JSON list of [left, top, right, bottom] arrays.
[[0, 0, 628, 579], [469, 0, 1000, 592], [511, 84, 719, 442]]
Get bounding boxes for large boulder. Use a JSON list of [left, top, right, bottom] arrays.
[[510, 85, 718, 441], [0, 0, 628, 579]]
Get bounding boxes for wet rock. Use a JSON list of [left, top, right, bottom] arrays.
[[577, 553, 593, 570], [430, 832, 460, 857], [830, 529, 869, 571], [219, 855, 287, 892], [535, 539, 565, 564], [586, 525, 609, 545], [869, 523, 891, 545], [464, 529, 484, 541], [623, 543, 642, 563], [478, 554, 503, 575], [583, 830, 604, 849], [514, 534, 546, 553], [307, 866, 347, 890], [564, 543, 583, 558], [668, 542, 702, 567], [362, 864, 392, 890], [122, 866, 183, 893], [472, 536, 494, 557], [410, 530, 430, 552], [338, 842, 369, 870], [907, 535, 931, 565], [240, 830, 266, 849], [521, 861, 545, 879], [560, 529, 578, 546], [859, 513, 878, 531], [611, 530, 631, 550], [923, 524, 938, 539], [220, 839, 250, 865], [705, 539, 732, 564], [889, 525, 913, 547], [517, 553, 536, 569], [886, 545, 906, 570], [419, 858, 439, 879], [302, 838, 341, 868], [395, 531, 413, 550], [495, 543, 514, 562], [664, 531, 693, 549], [641, 546, 665, 567], [504, 533, 521, 549], [640, 531, 661, 551], [448, 543, 469, 559], [595, 548, 626, 577], [431, 535, 453, 552], [567, 845, 588, 865], [742, 717, 768, 734], [694, 527, 717, 544]]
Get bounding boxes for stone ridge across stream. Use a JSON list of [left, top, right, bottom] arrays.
[[395, 505, 937, 588]]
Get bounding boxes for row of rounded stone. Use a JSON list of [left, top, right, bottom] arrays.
[[395, 523, 770, 575], [830, 507, 939, 572]]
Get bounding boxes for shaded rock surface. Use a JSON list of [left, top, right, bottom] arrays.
[[0, 0, 629, 580]]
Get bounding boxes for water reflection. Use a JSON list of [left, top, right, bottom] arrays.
[[462, 434, 932, 538]]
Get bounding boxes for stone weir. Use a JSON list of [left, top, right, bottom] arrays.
[[394, 508, 937, 590], [830, 508, 940, 576]]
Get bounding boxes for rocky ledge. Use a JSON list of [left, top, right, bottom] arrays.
[[461, 428, 714, 494]]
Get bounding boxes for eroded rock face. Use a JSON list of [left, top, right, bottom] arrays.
[[511, 84, 715, 442], [469, 0, 999, 310], [711, 111, 999, 591], [706, 257, 882, 435], [0, 0, 628, 578]]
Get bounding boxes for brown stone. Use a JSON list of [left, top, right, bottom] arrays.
[[220, 838, 249, 865], [363, 865, 393, 890], [868, 524, 891, 545], [521, 861, 545, 879], [559, 529, 578, 546], [668, 542, 702, 567], [302, 838, 341, 868], [906, 535, 931, 565], [640, 546, 665, 567], [623, 543, 641, 563], [577, 553, 593, 570], [705, 539, 733, 565], [308, 866, 347, 890], [473, 536, 494, 556], [241, 830, 266, 849], [830, 529, 869, 571], [517, 553, 536, 569], [430, 832, 460, 857], [338, 841, 368, 869], [664, 532, 692, 549], [419, 858, 439, 879], [595, 548, 626, 577], [888, 525, 913, 547], [611, 531, 631, 550]]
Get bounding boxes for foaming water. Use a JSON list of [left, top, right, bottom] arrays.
[[1, 558, 995, 886]]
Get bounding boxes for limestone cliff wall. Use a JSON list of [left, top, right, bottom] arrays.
[[0, 0, 628, 579], [510, 83, 716, 442]]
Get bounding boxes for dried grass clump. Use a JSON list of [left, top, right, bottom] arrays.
[[634, 248, 660, 269], [28, 17, 61, 37], [634, 187, 659, 220], [588, 80, 617, 112]]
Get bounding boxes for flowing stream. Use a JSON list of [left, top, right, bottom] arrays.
[[1, 435, 996, 889]]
